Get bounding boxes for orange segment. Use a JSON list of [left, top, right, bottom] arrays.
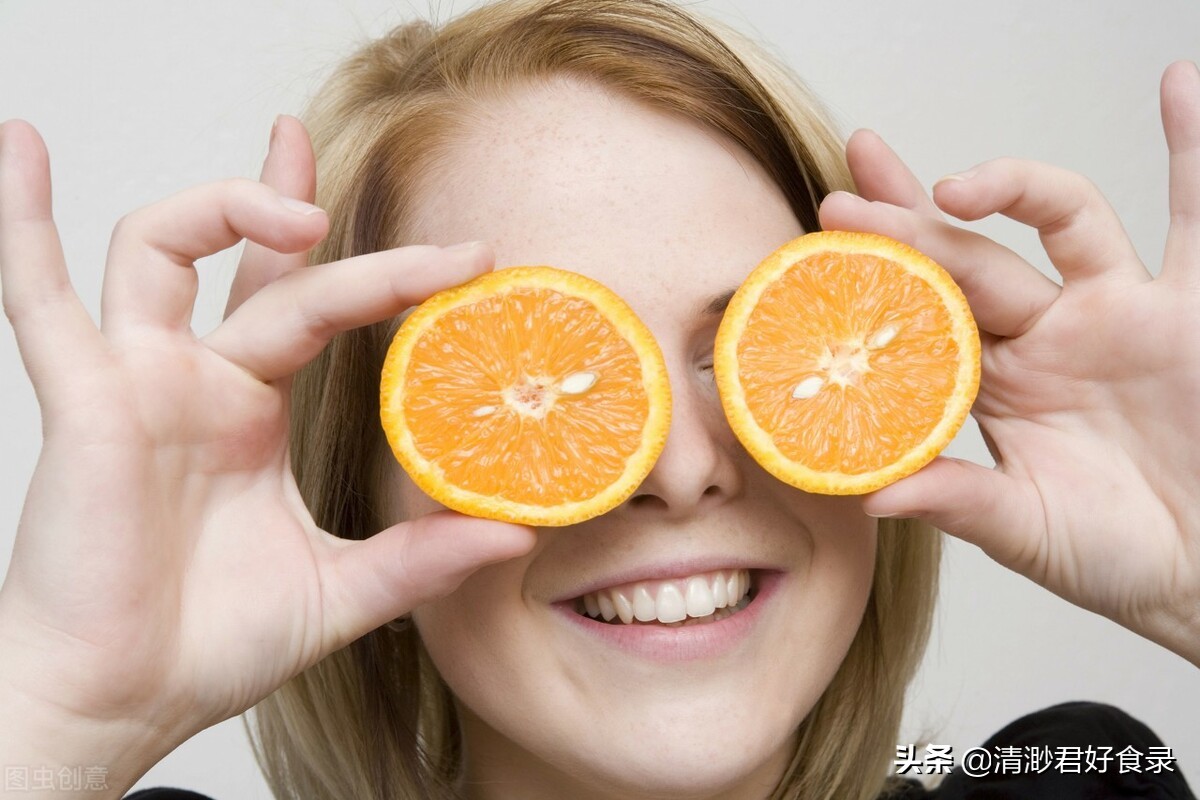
[[715, 231, 980, 495], [381, 266, 671, 526]]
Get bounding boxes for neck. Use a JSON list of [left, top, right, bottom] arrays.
[[456, 705, 798, 800]]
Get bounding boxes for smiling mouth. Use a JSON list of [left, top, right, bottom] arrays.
[[571, 568, 759, 627]]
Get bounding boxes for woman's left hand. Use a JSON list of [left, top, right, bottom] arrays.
[[819, 60, 1200, 667]]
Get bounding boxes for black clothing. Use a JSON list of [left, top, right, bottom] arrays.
[[885, 701, 1194, 799], [124, 701, 1194, 799]]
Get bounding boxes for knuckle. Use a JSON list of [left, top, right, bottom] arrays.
[[216, 177, 264, 214], [403, 244, 444, 262], [1052, 165, 1097, 197], [223, 176, 260, 198], [982, 156, 1022, 179], [3, 289, 62, 333], [1077, 175, 1104, 202], [109, 209, 143, 245], [291, 291, 338, 343], [110, 177, 261, 247], [1, 295, 21, 327]]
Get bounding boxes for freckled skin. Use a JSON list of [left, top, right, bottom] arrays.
[[388, 77, 877, 800]]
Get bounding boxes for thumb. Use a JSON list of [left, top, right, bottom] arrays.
[[864, 457, 1043, 574], [317, 510, 537, 648]]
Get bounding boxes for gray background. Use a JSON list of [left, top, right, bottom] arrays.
[[1, 1, 1196, 795]]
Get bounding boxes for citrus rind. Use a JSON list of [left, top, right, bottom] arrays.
[[714, 230, 981, 495], [381, 266, 671, 526]]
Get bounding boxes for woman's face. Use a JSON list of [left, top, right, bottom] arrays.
[[390, 78, 877, 800]]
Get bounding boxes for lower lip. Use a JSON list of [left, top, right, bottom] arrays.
[[551, 570, 784, 663]]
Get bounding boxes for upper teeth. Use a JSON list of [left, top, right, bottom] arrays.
[[578, 569, 752, 624]]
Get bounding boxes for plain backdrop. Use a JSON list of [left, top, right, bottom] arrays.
[[1, 1, 1197, 796]]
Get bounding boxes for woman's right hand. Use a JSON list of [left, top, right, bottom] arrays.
[[0, 117, 536, 793]]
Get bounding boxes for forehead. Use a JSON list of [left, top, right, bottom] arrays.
[[408, 78, 804, 334]]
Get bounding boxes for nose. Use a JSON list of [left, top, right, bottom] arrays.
[[619, 374, 743, 520]]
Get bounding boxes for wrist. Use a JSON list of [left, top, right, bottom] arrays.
[[1140, 589, 1200, 669], [0, 661, 190, 800], [0, 672, 184, 799]]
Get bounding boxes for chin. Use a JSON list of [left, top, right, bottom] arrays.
[[454, 686, 802, 799], [539, 717, 797, 800]]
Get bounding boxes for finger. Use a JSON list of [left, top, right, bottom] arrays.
[[845, 129, 941, 217], [1160, 60, 1200, 283], [931, 158, 1150, 287], [202, 241, 492, 382], [819, 191, 1059, 337], [224, 115, 317, 319], [0, 120, 102, 401], [318, 511, 536, 650], [101, 177, 329, 334], [864, 457, 1045, 576]]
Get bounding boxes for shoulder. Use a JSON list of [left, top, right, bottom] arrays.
[[878, 776, 935, 798], [929, 700, 1195, 799], [975, 700, 1178, 745], [124, 789, 215, 800]]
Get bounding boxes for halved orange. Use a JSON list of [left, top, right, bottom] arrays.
[[380, 266, 671, 526], [714, 231, 980, 495]]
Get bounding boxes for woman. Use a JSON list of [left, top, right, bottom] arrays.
[[0, 1, 1195, 798]]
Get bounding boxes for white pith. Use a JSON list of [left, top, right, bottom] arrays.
[[575, 568, 754, 625], [792, 323, 904, 399], [490, 370, 600, 421]]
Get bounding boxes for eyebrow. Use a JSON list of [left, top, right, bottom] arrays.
[[700, 288, 738, 318]]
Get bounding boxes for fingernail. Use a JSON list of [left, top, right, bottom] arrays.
[[279, 196, 324, 216], [935, 169, 977, 185], [866, 509, 906, 518], [824, 190, 866, 205], [446, 240, 486, 252], [268, 114, 281, 149]]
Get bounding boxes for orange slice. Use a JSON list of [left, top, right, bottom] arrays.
[[380, 266, 671, 526], [714, 231, 980, 495]]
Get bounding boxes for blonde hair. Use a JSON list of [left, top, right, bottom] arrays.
[[245, 1, 942, 798]]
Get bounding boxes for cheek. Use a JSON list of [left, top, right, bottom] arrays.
[[801, 497, 878, 639], [761, 493, 878, 705], [746, 524, 876, 741], [809, 518, 878, 642], [391, 470, 446, 519], [411, 555, 535, 704], [824, 507, 878, 592], [395, 467, 545, 698]]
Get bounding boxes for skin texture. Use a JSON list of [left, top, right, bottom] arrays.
[[0, 44, 1197, 800], [821, 61, 1200, 669], [389, 79, 878, 800], [0, 117, 538, 799]]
